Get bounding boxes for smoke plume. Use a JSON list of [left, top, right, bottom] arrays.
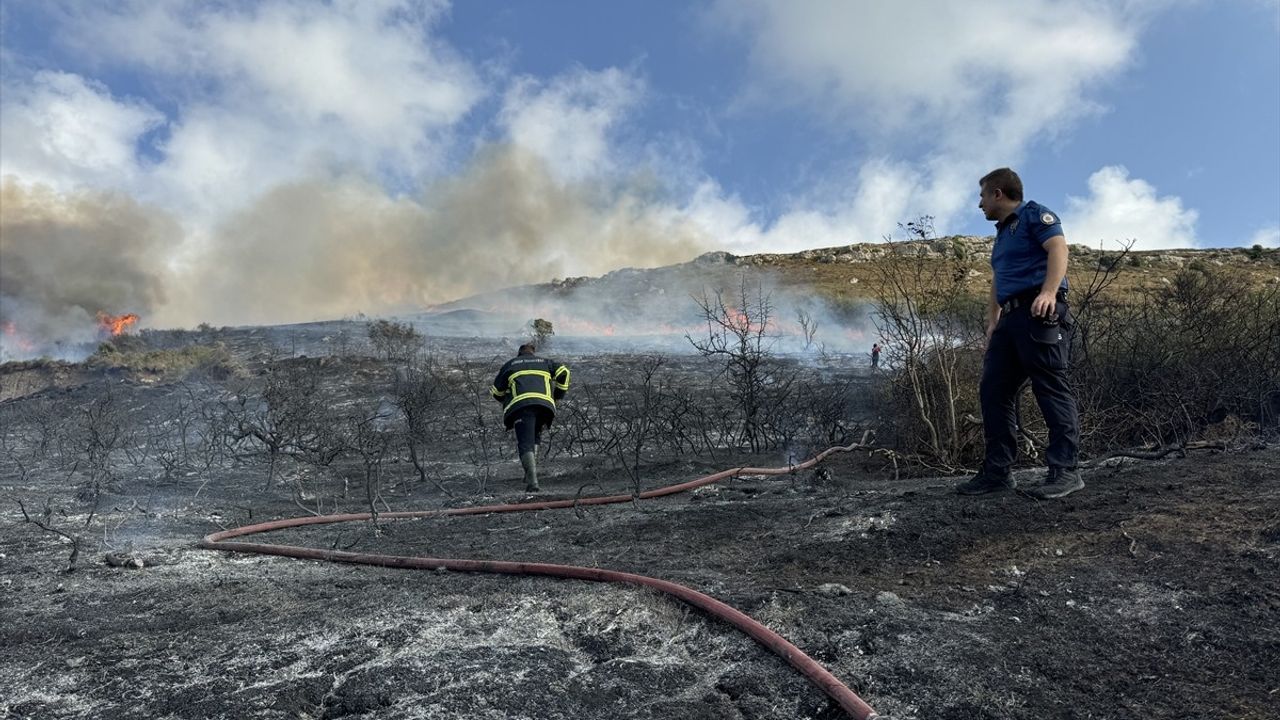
[[1, 145, 713, 356], [0, 180, 177, 359], [174, 145, 709, 327]]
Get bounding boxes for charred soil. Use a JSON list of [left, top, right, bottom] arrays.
[[1, 349, 1277, 720]]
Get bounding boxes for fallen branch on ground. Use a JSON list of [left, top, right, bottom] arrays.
[[1083, 441, 1226, 466]]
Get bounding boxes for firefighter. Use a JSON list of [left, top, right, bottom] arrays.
[[490, 343, 570, 492]]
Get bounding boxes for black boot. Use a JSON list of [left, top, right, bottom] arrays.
[[956, 467, 1015, 495], [1028, 467, 1084, 499], [520, 451, 539, 492]]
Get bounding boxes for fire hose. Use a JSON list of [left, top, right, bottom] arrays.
[[199, 442, 880, 719]]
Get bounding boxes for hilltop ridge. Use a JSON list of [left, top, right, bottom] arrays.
[[428, 237, 1280, 317]]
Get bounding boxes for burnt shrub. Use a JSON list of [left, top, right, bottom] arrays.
[[368, 320, 423, 362], [870, 236, 1277, 468], [1072, 266, 1280, 447], [870, 218, 987, 470]]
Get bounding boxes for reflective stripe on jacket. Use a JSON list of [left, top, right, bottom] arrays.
[[490, 354, 571, 427]]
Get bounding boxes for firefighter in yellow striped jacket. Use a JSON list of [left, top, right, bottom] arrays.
[[490, 343, 570, 491]]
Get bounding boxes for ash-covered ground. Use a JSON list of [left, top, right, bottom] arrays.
[[1, 325, 1277, 720]]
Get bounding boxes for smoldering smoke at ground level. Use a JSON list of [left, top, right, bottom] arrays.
[[413, 266, 879, 357]]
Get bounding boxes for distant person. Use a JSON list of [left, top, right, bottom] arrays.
[[956, 168, 1083, 500], [491, 343, 570, 492], [871, 343, 881, 369]]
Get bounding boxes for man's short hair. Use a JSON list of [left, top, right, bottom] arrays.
[[518, 343, 536, 355], [980, 168, 1024, 202]]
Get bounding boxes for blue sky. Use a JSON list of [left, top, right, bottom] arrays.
[[1, 0, 1278, 329]]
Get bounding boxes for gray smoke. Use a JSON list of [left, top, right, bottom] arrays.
[[417, 258, 879, 358], [0, 145, 714, 356], [0, 180, 177, 359], [175, 145, 711, 327]]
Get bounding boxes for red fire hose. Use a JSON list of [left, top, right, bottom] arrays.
[[199, 442, 880, 719]]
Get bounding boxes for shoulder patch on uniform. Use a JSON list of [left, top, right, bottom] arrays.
[[1041, 212, 1057, 225]]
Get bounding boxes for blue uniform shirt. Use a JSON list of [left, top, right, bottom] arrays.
[[991, 200, 1067, 304]]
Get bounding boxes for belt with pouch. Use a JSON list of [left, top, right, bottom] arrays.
[[1002, 288, 1068, 314]]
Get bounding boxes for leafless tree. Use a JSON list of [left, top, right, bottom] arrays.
[[71, 384, 129, 525], [329, 326, 354, 357], [452, 356, 501, 493], [144, 384, 205, 480], [27, 398, 65, 461], [225, 362, 345, 490], [17, 497, 82, 573], [348, 405, 393, 527], [394, 359, 453, 496], [687, 273, 783, 453], [612, 355, 666, 494], [651, 381, 710, 458], [796, 307, 819, 351], [1068, 240, 1134, 368], [870, 217, 985, 469], [551, 379, 610, 460], [193, 389, 233, 473]]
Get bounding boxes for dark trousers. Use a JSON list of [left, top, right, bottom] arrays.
[[512, 407, 551, 455], [980, 302, 1080, 471]]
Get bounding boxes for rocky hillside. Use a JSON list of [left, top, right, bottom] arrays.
[[427, 238, 1280, 326]]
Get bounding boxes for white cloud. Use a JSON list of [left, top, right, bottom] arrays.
[[46, 0, 482, 203], [0, 71, 162, 191], [1064, 166, 1198, 250], [498, 67, 644, 182], [670, 159, 929, 253], [63, 0, 475, 133], [712, 0, 1132, 142], [1250, 224, 1280, 248], [757, 159, 925, 251], [706, 0, 1142, 236], [205, 1, 473, 136]]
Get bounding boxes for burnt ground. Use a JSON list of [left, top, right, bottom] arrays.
[[1, 344, 1278, 720]]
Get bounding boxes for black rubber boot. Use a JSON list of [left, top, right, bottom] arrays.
[[520, 451, 538, 492], [956, 467, 1016, 495], [1028, 467, 1084, 499]]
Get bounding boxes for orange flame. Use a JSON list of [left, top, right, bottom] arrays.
[[96, 312, 140, 336], [2, 321, 38, 353]]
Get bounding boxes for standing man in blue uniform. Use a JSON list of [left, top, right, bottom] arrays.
[[491, 343, 571, 492], [956, 168, 1084, 499]]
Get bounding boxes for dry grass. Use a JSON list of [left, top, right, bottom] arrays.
[[755, 239, 1280, 305], [86, 340, 243, 379]]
